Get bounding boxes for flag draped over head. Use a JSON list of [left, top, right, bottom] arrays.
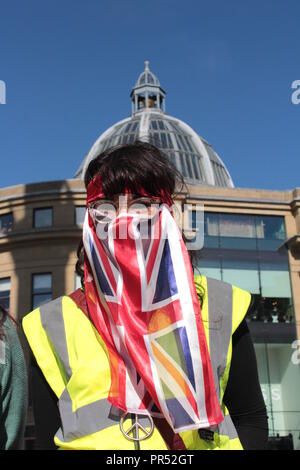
[[82, 174, 223, 432]]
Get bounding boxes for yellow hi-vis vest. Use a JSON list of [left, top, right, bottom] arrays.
[[22, 275, 251, 450]]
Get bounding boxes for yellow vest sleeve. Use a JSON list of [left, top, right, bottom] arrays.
[[231, 285, 252, 334], [22, 308, 66, 398], [194, 274, 251, 334]]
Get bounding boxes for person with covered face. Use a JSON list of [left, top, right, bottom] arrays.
[[23, 141, 268, 450]]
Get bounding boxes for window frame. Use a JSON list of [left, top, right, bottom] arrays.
[[0, 212, 14, 235], [31, 272, 52, 310], [75, 206, 86, 226], [33, 207, 53, 229]]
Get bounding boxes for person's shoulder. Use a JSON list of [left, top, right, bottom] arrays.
[[23, 293, 80, 317], [22, 292, 90, 353], [194, 274, 251, 298], [194, 275, 251, 331], [22, 294, 84, 336]]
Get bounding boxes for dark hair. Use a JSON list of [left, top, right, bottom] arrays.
[[0, 304, 18, 340], [0, 304, 7, 340], [84, 141, 183, 197], [76, 141, 204, 305]]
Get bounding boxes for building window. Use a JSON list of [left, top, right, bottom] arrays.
[[190, 209, 298, 448], [33, 208, 53, 228], [0, 278, 11, 311], [191, 211, 293, 323], [255, 343, 300, 450], [256, 215, 286, 251], [219, 213, 256, 238], [222, 258, 260, 294], [75, 206, 86, 226], [32, 273, 52, 309], [0, 212, 13, 235]]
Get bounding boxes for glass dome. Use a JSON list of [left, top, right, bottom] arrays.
[[75, 62, 234, 188]]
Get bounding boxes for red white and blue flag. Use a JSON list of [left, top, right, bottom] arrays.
[[83, 200, 223, 432]]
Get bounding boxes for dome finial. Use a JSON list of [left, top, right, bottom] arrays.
[[130, 62, 166, 115]]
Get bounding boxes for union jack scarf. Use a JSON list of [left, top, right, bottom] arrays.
[[82, 175, 223, 432]]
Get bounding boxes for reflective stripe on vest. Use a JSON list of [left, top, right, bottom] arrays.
[[40, 298, 72, 382], [206, 277, 232, 402], [56, 390, 121, 442], [39, 298, 156, 446], [40, 300, 117, 442], [56, 388, 156, 443], [205, 278, 239, 442], [23, 276, 250, 449]]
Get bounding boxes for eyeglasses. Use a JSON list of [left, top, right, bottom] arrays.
[[88, 195, 162, 223]]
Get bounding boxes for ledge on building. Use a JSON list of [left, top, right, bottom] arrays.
[[282, 234, 300, 258]]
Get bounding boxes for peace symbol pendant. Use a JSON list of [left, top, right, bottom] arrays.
[[120, 412, 154, 442]]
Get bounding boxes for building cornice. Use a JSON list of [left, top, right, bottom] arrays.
[[0, 188, 86, 204], [186, 193, 292, 206], [0, 227, 82, 247], [0, 179, 299, 209]]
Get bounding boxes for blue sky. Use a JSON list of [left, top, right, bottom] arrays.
[[0, 0, 299, 190]]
